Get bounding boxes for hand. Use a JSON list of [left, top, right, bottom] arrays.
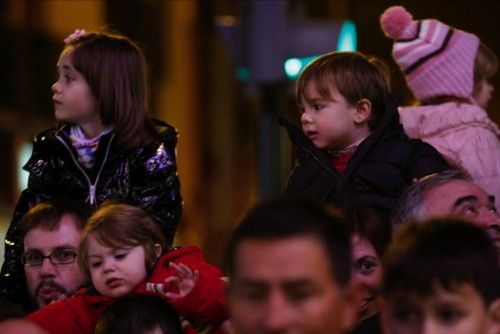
[[49, 293, 68, 304], [64, 29, 87, 44], [146, 262, 199, 300]]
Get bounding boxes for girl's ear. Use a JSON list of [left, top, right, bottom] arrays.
[[354, 98, 372, 124], [154, 243, 162, 258]]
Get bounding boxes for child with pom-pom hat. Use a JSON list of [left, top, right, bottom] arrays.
[[380, 5, 500, 203]]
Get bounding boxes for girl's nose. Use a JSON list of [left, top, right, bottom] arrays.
[[51, 81, 60, 93], [103, 260, 116, 273], [301, 111, 312, 124]]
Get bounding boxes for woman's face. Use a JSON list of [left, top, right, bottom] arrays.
[[473, 79, 494, 109], [351, 234, 383, 321]]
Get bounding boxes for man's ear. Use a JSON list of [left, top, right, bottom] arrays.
[[154, 243, 162, 258], [487, 298, 500, 334], [354, 98, 372, 124]]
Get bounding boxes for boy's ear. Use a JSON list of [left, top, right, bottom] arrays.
[[154, 243, 162, 258], [354, 98, 372, 124]]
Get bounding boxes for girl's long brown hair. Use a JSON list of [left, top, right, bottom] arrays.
[[66, 30, 157, 152]]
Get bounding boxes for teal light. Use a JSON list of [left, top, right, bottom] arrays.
[[284, 55, 318, 80], [337, 20, 357, 51], [284, 20, 357, 80], [17, 142, 32, 194], [236, 67, 250, 81]]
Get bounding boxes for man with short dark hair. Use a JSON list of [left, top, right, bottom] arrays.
[[18, 201, 89, 311], [226, 196, 359, 334]]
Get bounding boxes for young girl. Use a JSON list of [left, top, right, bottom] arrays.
[[1, 29, 182, 304], [28, 202, 228, 334], [380, 6, 500, 204]]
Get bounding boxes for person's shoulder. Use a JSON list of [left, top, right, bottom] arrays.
[[32, 126, 59, 144], [127, 119, 178, 167], [368, 131, 439, 160], [153, 118, 178, 142], [163, 245, 203, 259]]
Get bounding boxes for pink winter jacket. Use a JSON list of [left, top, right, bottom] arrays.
[[399, 102, 500, 201]]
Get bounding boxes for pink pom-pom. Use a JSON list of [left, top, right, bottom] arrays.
[[380, 6, 413, 39]]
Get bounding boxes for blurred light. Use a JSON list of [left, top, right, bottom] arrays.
[[215, 15, 241, 27], [17, 142, 32, 194], [236, 67, 250, 81], [284, 55, 318, 80], [337, 20, 357, 51], [284, 20, 357, 80], [284, 58, 302, 77]]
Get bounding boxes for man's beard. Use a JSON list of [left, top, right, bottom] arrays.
[[35, 279, 72, 307]]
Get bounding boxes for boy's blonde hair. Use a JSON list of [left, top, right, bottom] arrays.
[[79, 202, 165, 280], [296, 52, 391, 130]]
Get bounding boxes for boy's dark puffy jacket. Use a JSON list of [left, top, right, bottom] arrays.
[[282, 96, 450, 219], [0, 119, 182, 310]]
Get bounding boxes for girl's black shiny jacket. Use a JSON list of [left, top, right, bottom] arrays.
[[0, 119, 182, 307]]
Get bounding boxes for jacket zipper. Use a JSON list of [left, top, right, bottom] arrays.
[[56, 133, 115, 206]]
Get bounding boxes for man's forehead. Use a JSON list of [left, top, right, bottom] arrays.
[[424, 180, 490, 210], [233, 237, 335, 282], [24, 219, 81, 248], [423, 180, 493, 216]]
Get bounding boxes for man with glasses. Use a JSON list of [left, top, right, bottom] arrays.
[[19, 200, 89, 311]]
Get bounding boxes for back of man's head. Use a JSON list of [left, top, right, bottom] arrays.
[[225, 196, 352, 288], [95, 294, 183, 334]]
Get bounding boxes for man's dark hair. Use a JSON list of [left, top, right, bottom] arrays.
[[20, 199, 90, 246], [225, 196, 352, 288], [383, 218, 500, 305], [95, 294, 183, 334]]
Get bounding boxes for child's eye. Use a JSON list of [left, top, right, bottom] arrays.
[[313, 103, 324, 111], [436, 308, 464, 325], [90, 261, 102, 268], [115, 253, 127, 260], [392, 308, 419, 324]]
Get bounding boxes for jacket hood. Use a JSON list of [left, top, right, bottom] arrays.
[[399, 102, 500, 138]]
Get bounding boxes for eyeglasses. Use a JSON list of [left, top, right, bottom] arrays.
[[21, 250, 78, 267]]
